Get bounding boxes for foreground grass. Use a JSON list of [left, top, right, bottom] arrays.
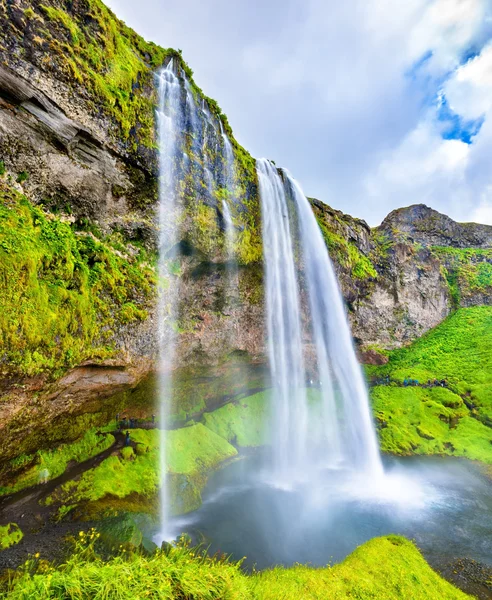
[[369, 306, 492, 462], [1, 534, 470, 599]]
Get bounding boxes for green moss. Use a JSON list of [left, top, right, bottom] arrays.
[[371, 386, 491, 462], [15, 171, 28, 184], [36, 1, 169, 149], [0, 183, 155, 376], [2, 535, 471, 599], [253, 535, 471, 600], [369, 306, 492, 462], [316, 218, 377, 280], [0, 523, 23, 551], [432, 246, 492, 303], [43, 425, 237, 517], [0, 428, 115, 496], [0, 161, 5, 176], [202, 391, 270, 447]]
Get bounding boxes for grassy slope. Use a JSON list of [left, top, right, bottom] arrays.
[[0, 428, 115, 496], [45, 424, 238, 516], [1, 534, 471, 599], [202, 391, 270, 447], [369, 306, 492, 462]]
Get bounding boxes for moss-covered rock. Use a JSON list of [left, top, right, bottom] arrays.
[[202, 391, 270, 447], [0, 183, 155, 377], [0, 523, 23, 551]]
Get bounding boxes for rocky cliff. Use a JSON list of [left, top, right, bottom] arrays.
[[0, 0, 491, 464]]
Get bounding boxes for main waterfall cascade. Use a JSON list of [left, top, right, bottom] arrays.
[[258, 159, 383, 481]]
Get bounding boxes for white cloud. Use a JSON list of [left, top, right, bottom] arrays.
[[470, 193, 492, 224], [444, 42, 492, 118]]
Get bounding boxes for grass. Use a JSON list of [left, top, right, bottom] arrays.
[[202, 391, 270, 447], [44, 424, 237, 517], [0, 183, 155, 376], [0, 428, 115, 496], [368, 306, 492, 462], [253, 535, 471, 600], [0, 523, 23, 551], [0, 534, 471, 599], [372, 387, 491, 462]]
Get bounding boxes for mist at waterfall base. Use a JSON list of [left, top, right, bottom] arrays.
[[172, 453, 492, 570], [155, 63, 491, 571]]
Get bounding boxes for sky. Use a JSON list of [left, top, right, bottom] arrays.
[[105, 0, 492, 226]]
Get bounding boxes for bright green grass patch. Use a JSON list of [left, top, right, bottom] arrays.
[[0, 523, 23, 551], [0, 429, 115, 496], [202, 391, 270, 447], [166, 423, 237, 475], [0, 184, 154, 376], [372, 386, 491, 462], [44, 425, 237, 516], [368, 307, 492, 463], [368, 306, 492, 416], [1, 534, 471, 599], [253, 535, 471, 600]]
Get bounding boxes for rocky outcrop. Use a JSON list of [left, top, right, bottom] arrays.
[[379, 204, 492, 249]]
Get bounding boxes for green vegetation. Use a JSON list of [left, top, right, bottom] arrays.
[[0, 428, 115, 496], [0, 184, 154, 376], [369, 306, 492, 462], [44, 424, 237, 517], [0, 523, 23, 551], [1, 534, 471, 599], [312, 205, 377, 281], [15, 171, 28, 184], [202, 391, 269, 447], [36, 0, 168, 149], [431, 247, 492, 305], [166, 424, 238, 515], [253, 535, 470, 600], [372, 387, 491, 462]]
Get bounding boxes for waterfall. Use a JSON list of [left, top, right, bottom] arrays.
[[220, 123, 237, 278], [156, 59, 245, 537], [156, 61, 183, 536], [258, 158, 383, 481]]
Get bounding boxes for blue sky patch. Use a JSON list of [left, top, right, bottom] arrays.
[[437, 96, 484, 144]]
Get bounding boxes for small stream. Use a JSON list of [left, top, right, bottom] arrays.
[[170, 453, 492, 572]]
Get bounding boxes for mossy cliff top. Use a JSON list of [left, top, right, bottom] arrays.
[[0, 0, 249, 170]]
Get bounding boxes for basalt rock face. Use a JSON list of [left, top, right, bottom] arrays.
[[380, 204, 492, 249], [311, 200, 491, 348]]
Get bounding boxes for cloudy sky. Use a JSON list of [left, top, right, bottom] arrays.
[[105, 0, 492, 226]]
